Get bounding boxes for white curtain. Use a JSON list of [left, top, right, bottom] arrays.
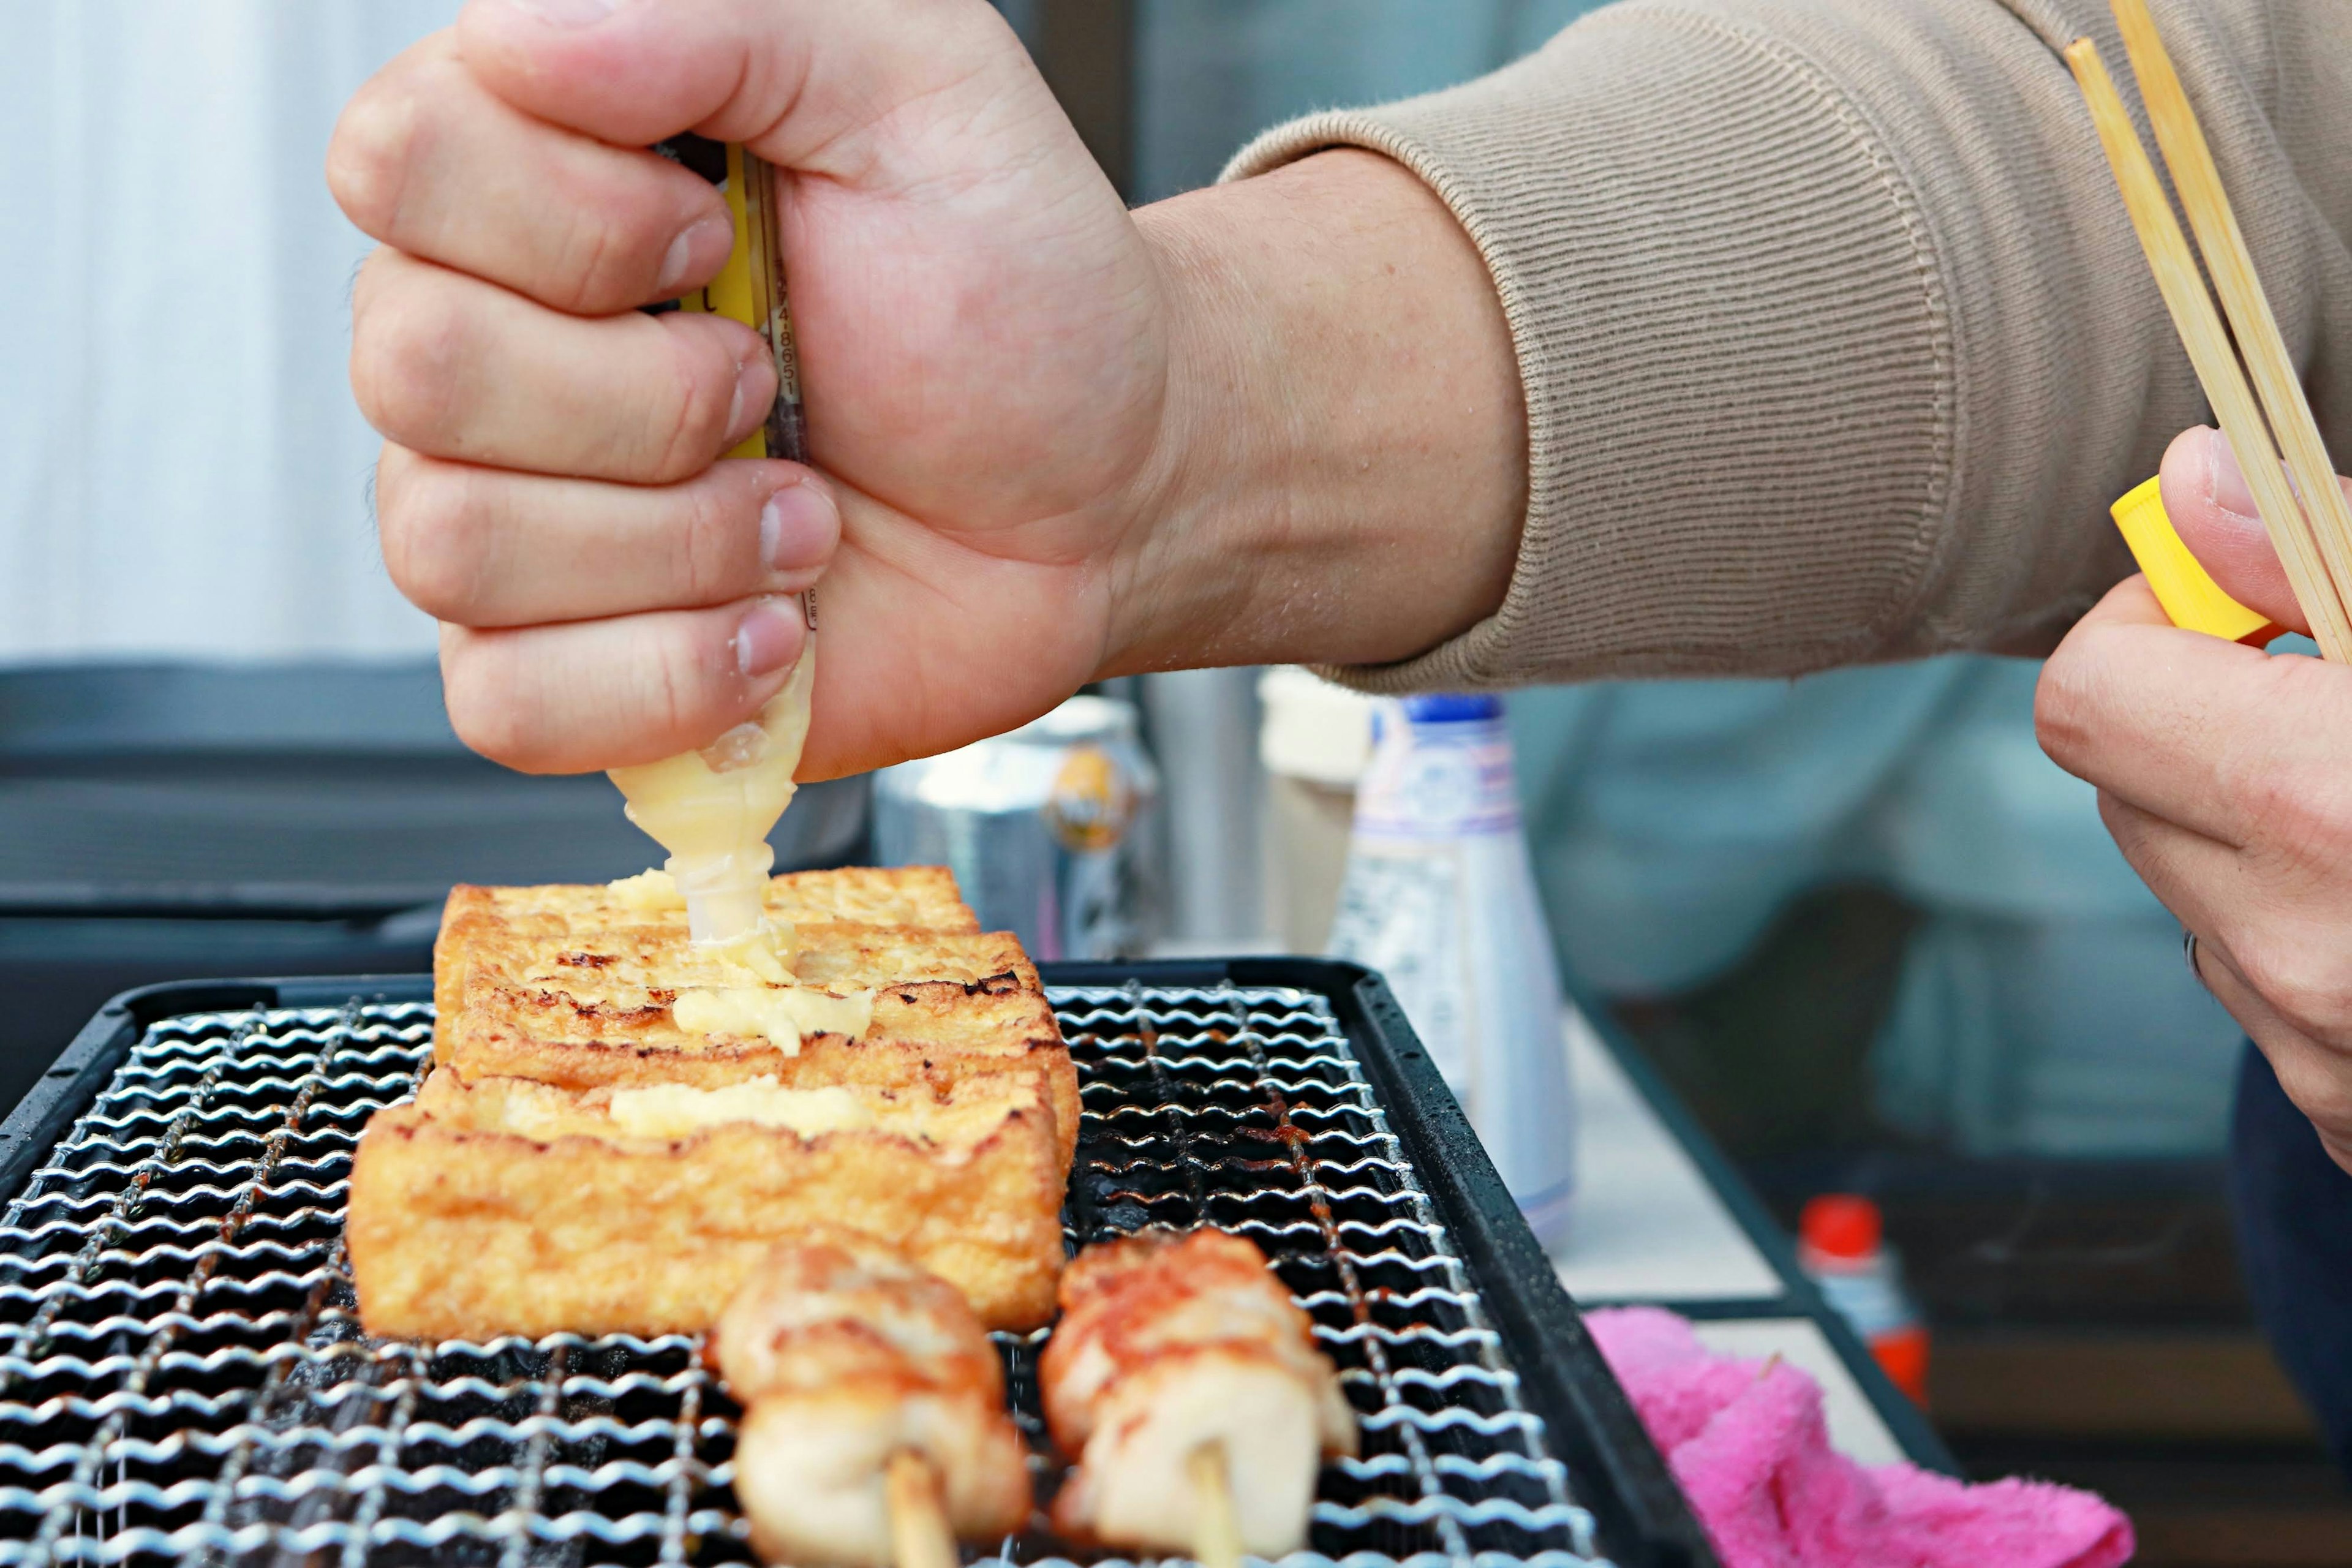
[[0, 0, 1601, 663], [0, 1, 457, 664]]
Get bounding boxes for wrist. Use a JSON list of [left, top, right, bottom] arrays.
[[1098, 149, 1528, 681], [1090, 195, 1266, 677]]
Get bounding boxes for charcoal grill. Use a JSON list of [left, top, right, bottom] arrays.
[[0, 960, 1714, 1567]]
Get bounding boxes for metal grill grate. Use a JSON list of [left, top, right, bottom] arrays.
[[0, 984, 1610, 1567]]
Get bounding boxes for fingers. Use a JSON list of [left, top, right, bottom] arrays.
[[2104, 787, 2352, 1044], [432, 473, 1107, 780], [2187, 943, 2352, 1174], [328, 32, 734, 316], [453, 0, 1038, 178], [351, 247, 773, 482], [2161, 426, 2313, 633], [440, 595, 809, 773], [2035, 575, 2352, 845], [2100, 793, 2352, 1170], [2094, 791, 2245, 945], [377, 445, 837, 626]]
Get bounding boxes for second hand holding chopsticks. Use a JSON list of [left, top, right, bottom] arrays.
[[2068, 2, 2352, 658]]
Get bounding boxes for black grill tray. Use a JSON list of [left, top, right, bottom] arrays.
[[0, 959, 1716, 1568]]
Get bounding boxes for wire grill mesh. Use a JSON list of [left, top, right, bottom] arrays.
[[0, 984, 1609, 1568]]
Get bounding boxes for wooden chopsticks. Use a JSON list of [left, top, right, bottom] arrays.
[[2068, 1, 2352, 658]]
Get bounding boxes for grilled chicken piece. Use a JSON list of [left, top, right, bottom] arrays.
[[1039, 1227, 1357, 1556], [712, 1232, 1034, 1567]]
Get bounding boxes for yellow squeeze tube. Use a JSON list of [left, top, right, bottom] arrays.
[[2109, 475, 2269, 642], [608, 137, 812, 946], [608, 646, 813, 944]]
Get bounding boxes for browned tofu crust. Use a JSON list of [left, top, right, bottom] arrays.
[[434, 867, 977, 1014], [349, 1071, 1066, 1338], [440, 973, 1079, 1170], [452, 865, 978, 932], [440, 919, 1041, 1021], [433, 915, 1076, 1166]]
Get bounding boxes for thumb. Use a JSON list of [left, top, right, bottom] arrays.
[[2161, 424, 2352, 638]]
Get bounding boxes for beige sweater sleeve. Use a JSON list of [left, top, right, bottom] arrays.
[[1223, 0, 2352, 690]]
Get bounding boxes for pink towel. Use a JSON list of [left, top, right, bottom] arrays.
[[1586, 1308, 2134, 1568]]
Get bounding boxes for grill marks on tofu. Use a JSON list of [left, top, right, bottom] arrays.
[[442, 968, 1077, 1169], [1040, 1229, 1357, 1557], [440, 917, 1044, 1052], [434, 866, 980, 1018], [484, 926, 1040, 1004], [432, 889, 1077, 1166]]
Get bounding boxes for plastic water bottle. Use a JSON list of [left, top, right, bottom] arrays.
[[1798, 1193, 1931, 1404], [1326, 695, 1576, 1246]]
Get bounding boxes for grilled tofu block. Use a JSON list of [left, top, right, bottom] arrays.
[[440, 916, 1039, 1017], [433, 918, 1077, 1167], [434, 866, 977, 1014], [443, 864, 978, 944], [349, 1069, 1066, 1339]]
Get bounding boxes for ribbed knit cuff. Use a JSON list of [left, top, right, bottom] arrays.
[[1221, 5, 1959, 692]]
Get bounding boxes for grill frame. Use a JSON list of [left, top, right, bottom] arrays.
[[0, 962, 1715, 1568]]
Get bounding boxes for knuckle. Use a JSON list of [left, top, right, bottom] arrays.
[[644, 611, 745, 745], [2272, 1054, 2352, 1147], [674, 477, 748, 602], [440, 647, 533, 769], [2241, 764, 2352, 865], [547, 210, 627, 315], [2031, 650, 2097, 769], [377, 459, 491, 620], [647, 322, 743, 481], [326, 77, 423, 237], [650, 646, 700, 745], [2093, 788, 2136, 846], [351, 270, 468, 449], [2241, 938, 2352, 1040]]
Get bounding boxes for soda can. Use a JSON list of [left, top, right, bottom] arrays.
[[874, 696, 1162, 960]]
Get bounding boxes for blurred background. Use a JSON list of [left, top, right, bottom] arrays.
[[0, 2, 2342, 1560]]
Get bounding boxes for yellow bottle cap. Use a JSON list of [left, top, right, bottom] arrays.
[[2109, 475, 2270, 641]]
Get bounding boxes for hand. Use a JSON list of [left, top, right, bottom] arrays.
[[2037, 426, 2352, 1170], [329, 0, 1523, 776]]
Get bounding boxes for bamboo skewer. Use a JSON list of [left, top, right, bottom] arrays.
[[1188, 1443, 1245, 1568], [2108, 0, 2352, 633], [2064, 38, 2352, 660], [884, 1450, 959, 1568]]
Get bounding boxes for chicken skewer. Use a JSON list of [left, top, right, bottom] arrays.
[[1186, 1445, 1246, 1568], [1039, 1227, 1359, 1561], [709, 1231, 1035, 1568]]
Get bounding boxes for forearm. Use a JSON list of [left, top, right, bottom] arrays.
[[1140, 0, 2352, 690], [1101, 151, 1525, 677]]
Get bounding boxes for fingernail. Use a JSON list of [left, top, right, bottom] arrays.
[[734, 598, 805, 680], [501, 0, 617, 26], [760, 478, 839, 573], [655, 212, 731, 298], [2201, 425, 2259, 519]]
